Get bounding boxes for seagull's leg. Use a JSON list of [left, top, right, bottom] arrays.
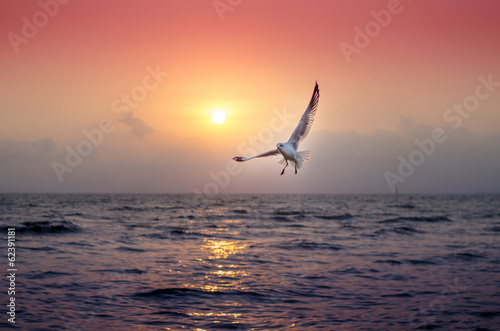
[[280, 161, 288, 176], [295, 164, 297, 174]]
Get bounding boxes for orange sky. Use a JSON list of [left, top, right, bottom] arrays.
[[1, 0, 500, 193]]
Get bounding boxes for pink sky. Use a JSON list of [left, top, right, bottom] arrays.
[[1, 0, 499, 193]]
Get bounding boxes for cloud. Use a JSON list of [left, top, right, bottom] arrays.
[[120, 113, 154, 138], [0, 138, 59, 192], [31, 138, 57, 152], [397, 116, 435, 139], [305, 118, 500, 193], [0, 117, 499, 193], [223, 117, 500, 194], [0, 138, 56, 157]]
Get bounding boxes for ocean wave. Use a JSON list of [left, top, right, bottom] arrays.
[[373, 226, 422, 236], [470, 311, 500, 318], [314, 213, 353, 220], [23, 245, 58, 251], [64, 212, 84, 216], [484, 226, 500, 232], [151, 310, 191, 317], [481, 213, 500, 219], [231, 208, 248, 214], [25, 271, 75, 279], [274, 209, 306, 216], [15, 220, 80, 234], [388, 204, 416, 209], [170, 228, 187, 234], [41, 213, 61, 218], [116, 246, 147, 253], [133, 288, 264, 299], [145, 233, 170, 240], [404, 259, 439, 265], [145, 229, 210, 240], [93, 268, 146, 274], [331, 267, 365, 275], [393, 226, 423, 234], [125, 223, 152, 229], [374, 259, 402, 265], [379, 216, 452, 223], [381, 292, 412, 298], [278, 240, 343, 251], [445, 251, 486, 261], [108, 205, 148, 212], [271, 216, 294, 222], [66, 241, 93, 247]]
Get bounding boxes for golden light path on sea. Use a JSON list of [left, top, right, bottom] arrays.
[[180, 225, 252, 327]]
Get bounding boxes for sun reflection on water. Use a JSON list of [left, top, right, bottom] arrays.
[[184, 238, 248, 292], [178, 226, 256, 326], [203, 239, 246, 259]]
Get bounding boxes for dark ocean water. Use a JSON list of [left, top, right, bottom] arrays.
[[0, 193, 499, 330]]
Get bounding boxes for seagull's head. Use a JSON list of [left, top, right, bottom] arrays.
[[277, 143, 284, 150]]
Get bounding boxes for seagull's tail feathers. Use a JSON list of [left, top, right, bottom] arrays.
[[278, 151, 310, 168], [296, 151, 310, 169]]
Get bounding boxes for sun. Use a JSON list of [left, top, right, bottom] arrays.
[[212, 110, 226, 124]]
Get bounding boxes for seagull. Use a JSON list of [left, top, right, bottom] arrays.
[[233, 82, 319, 175]]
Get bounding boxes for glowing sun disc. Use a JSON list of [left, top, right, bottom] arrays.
[[212, 111, 226, 124]]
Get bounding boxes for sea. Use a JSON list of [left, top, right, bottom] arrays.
[[0, 193, 499, 330]]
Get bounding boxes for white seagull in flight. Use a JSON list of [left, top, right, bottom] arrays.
[[233, 82, 319, 175]]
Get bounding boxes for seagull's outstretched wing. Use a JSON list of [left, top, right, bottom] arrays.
[[233, 149, 279, 162], [287, 82, 319, 150]]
